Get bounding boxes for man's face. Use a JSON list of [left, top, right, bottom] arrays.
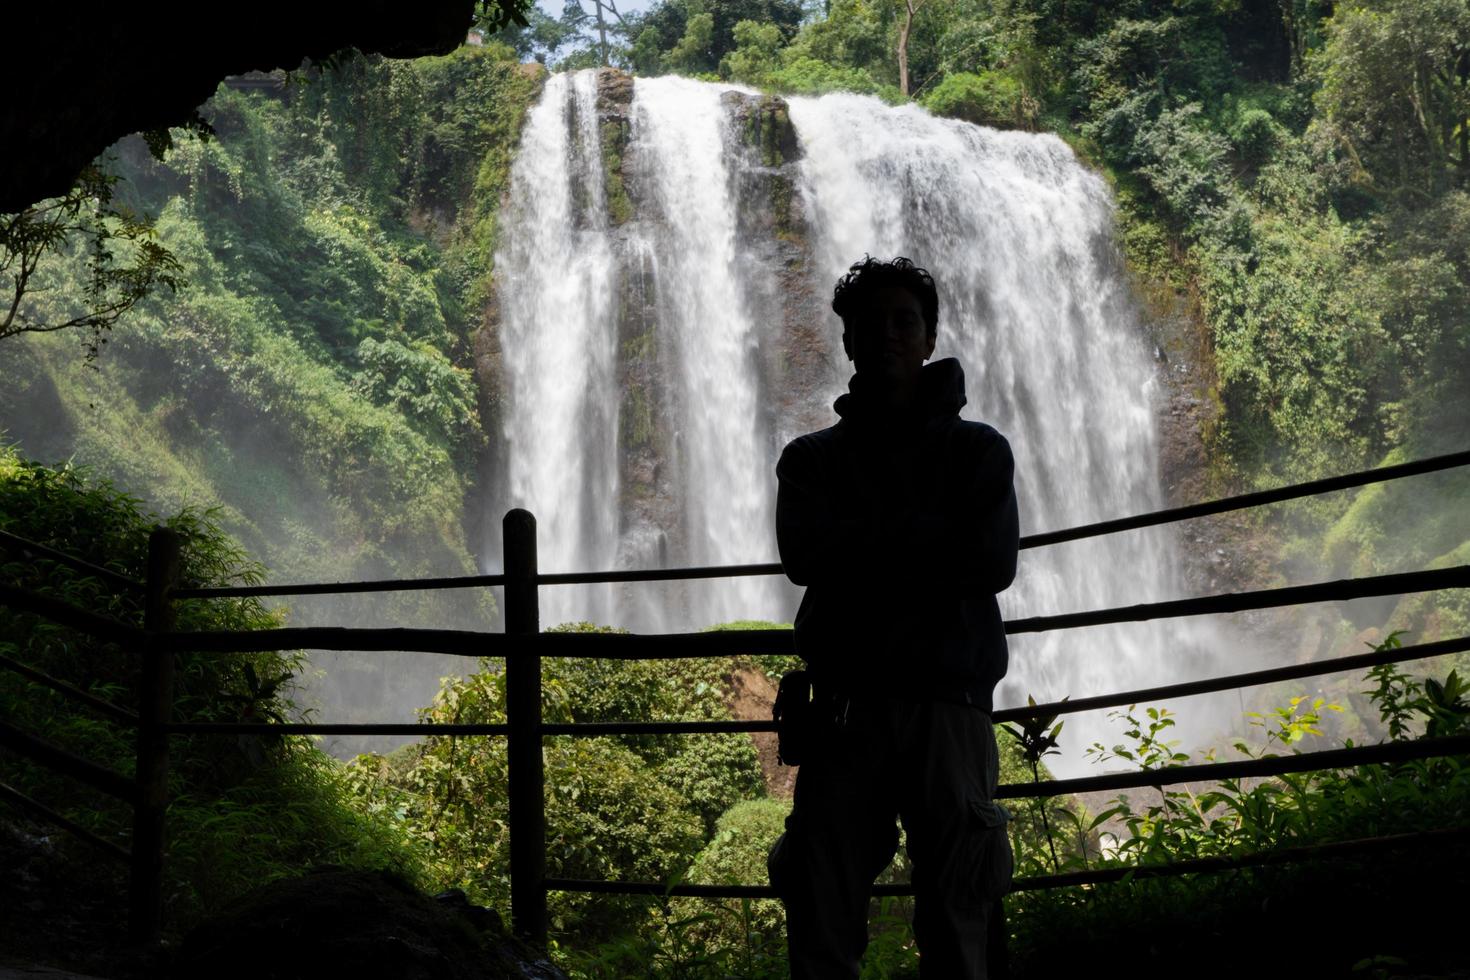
[[843, 284, 936, 389]]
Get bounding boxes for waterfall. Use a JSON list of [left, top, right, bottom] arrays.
[[496, 71, 620, 626], [625, 77, 784, 626], [493, 72, 1222, 766]]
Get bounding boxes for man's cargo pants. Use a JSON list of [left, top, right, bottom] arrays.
[[767, 696, 1013, 979]]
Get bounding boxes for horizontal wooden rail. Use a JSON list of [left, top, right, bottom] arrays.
[[0, 652, 139, 725], [538, 562, 785, 586], [1005, 825, 1470, 891], [0, 720, 135, 801], [0, 528, 142, 592], [0, 583, 143, 646], [151, 625, 797, 657], [541, 633, 1470, 737], [545, 878, 777, 898], [0, 780, 131, 861], [992, 632, 1470, 724], [998, 732, 1470, 800], [158, 450, 1470, 600], [533, 628, 795, 657], [174, 572, 508, 601], [162, 721, 509, 736], [1020, 448, 1470, 549], [140, 633, 1470, 742], [545, 825, 1470, 898], [541, 719, 776, 736], [154, 625, 494, 655], [170, 563, 785, 600], [152, 564, 1470, 656], [1005, 564, 1470, 635]]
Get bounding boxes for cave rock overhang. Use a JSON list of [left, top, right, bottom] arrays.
[[2, 1, 477, 214]]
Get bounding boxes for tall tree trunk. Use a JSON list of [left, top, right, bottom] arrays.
[[595, 0, 609, 67], [1459, 49, 1469, 172], [898, 0, 916, 97]]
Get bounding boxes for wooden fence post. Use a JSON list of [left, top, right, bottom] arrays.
[[504, 509, 546, 945], [130, 526, 181, 943]]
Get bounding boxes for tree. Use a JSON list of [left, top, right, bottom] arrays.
[[1312, 0, 1470, 201], [494, 0, 638, 67], [896, 0, 930, 95], [667, 5, 718, 73], [0, 165, 183, 360], [630, 0, 804, 75], [495, 7, 585, 63], [721, 19, 785, 83], [562, 0, 637, 66]]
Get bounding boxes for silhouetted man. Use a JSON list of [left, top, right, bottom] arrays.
[[769, 256, 1019, 978]]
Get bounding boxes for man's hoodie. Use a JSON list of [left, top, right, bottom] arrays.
[[775, 358, 1018, 711]]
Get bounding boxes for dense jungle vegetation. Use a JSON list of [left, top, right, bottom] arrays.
[[2, 0, 1469, 975], [4, 457, 1466, 974]]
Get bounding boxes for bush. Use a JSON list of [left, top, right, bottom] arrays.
[[767, 56, 896, 100], [1227, 106, 1282, 165], [1005, 647, 1470, 973], [0, 448, 422, 928], [921, 70, 1037, 130], [680, 799, 791, 945], [349, 627, 768, 939]]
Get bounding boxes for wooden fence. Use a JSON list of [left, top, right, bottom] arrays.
[[1, 449, 1469, 951]]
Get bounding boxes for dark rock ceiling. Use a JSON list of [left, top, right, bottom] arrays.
[[2, 2, 477, 213]]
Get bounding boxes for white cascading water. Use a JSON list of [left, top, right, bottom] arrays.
[[626, 76, 781, 626], [494, 73, 1222, 767], [497, 72, 620, 626]]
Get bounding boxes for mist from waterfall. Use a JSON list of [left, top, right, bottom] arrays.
[[493, 72, 1226, 768]]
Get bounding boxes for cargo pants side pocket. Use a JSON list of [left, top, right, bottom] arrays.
[[965, 799, 1014, 904]]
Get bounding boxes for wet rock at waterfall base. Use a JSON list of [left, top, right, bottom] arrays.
[[172, 869, 566, 980]]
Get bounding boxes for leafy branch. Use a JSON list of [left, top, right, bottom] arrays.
[[1001, 694, 1066, 871], [1, 164, 184, 361]]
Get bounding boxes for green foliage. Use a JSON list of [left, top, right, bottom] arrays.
[[721, 20, 787, 84], [348, 625, 766, 939], [768, 56, 894, 99], [1001, 696, 1067, 870], [674, 798, 790, 955], [0, 449, 423, 926], [2, 47, 543, 631], [630, 0, 805, 75], [1227, 106, 1284, 166], [767, 0, 895, 95], [1007, 643, 1470, 973], [478, 0, 536, 33], [562, 895, 788, 979], [667, 9, 718, 74], [921, 69, 1036, 129], [1, 164, 184, 360], [346, 664, 703, 937], [1311, 0, 1470, 201], [352, 336, 484, 448]]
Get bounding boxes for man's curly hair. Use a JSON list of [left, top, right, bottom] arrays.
[[831, 256, 939, 336]]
